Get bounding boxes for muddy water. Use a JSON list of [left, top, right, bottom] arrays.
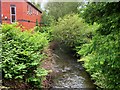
[[51, 44, 96, 89]]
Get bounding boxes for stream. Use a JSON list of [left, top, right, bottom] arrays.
[[50, 44, 96, 89]]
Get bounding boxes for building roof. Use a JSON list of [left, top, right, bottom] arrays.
[[25, 0, 42, 13]]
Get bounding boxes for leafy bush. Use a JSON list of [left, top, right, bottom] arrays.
[[78, 33, 120, 89], [51, 14, 98, 47], [78, 2, 120, 89], [1, 23, 49, 88]]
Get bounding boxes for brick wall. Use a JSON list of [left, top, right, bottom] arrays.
[[1, 0, 42, 30]]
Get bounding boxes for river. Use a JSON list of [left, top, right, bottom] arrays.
[[49, 43, 96, 89]]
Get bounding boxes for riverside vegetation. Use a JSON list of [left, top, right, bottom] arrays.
[[1, 2, 120, 89], [1, 23, 50, 89], [49, 2, 120, 89]]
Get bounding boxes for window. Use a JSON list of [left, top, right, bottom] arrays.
[[27, 6, 32, 15], [31, 7, 33, 15], [37, 11, 38, 15], [10, 5, 16, 23], [33, 8, 34, 14], [27, 5, 30, 14]]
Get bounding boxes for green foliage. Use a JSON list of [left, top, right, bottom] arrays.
[[1, 23, 49, 88], [31, 0, 42, 10], [34, 26, 53, 42], [27, 68, 49, 88], [0, 24, 2, 75], [41, 11, 55, 26], [51, 14, 99, 47], [81, 2, 120, 35], [78, 2, 120, 89], [34, 26, 41, 32], [78, 33, 120, 89], [44, 2, 81, 21], [36, 19, 39, 26]]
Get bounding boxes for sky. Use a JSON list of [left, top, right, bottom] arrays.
[[28, 0, 48, 10], [28, 0, 48, 3]]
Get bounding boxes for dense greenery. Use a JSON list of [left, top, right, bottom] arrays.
[[1, 23, 49, 88], [40, 11, 54, 26], [44, 2, 81, 21], [51, 13, 99, 48], [1, 1, 120, 89], [50, 2, 120, 89], [78, 2, 120, 89], [78, 33, 120, 89]]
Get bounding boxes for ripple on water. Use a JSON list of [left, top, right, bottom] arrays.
[[52, 44, 96, 89]]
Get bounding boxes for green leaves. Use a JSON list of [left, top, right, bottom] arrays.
[[1, 23, 49, 88], [78, 2, 120, 88], [35, 68, 49, 77], [51, 14, 99, 47], [78, 33, 120, 88], [44, 2, 81, 21], [82, 2, 120, 35]]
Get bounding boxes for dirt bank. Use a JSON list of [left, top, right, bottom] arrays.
[[42, 41, 96, 89], [41, 41, 59, 88]]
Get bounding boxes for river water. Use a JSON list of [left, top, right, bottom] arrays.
[[51, 44, 96, 89]]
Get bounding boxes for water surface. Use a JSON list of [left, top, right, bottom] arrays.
[[51, 44, 96, 89]]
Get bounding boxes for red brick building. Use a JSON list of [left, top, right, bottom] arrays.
[[0, 0, 42, 29]]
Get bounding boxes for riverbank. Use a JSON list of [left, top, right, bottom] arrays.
[[42, 41, 96, 89], [41, 41, 59, 88]]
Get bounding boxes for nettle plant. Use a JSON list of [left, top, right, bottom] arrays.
[[1, 23, 49, 88]]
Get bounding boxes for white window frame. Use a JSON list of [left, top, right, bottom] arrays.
[[37, 11, 38, 15], [33, 8, 34, 14], [10, 5, 16, 23]]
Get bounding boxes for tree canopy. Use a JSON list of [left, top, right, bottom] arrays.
[[79, 2, 120, 88], [44, 2, 81, 21], [82, 2, 120, 35]]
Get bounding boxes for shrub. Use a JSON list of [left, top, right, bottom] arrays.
[[1, 23, 49, 88], [78, 2, 120, 89], [78, 32, 120, 89], [51, 14, 98, 48]]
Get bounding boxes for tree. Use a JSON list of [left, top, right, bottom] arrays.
[[82, 2, 120, 35], [44, 2, 81, 21], [41, 11, 54, 26], [51, 14, 98, 47], [79, 2, 120, 88], [31, 0, 42, 10]]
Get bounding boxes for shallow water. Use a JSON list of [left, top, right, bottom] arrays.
[[51, 44, 96, 89]]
